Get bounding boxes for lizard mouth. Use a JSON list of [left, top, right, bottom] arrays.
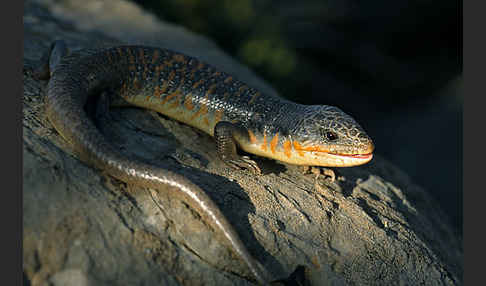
[[285, 141, 374, 166], [311, 151, 373, 167], [329, 152, 373, 159]]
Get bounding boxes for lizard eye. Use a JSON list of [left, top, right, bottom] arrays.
[[325, 131, 338, 141]]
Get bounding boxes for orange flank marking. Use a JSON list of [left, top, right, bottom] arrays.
[[224, 76, 233, 84], [184, 95, 195, 110], [292, 141, 305, 157], [292, 141, 328, 153], [291, 141, 334, 157], [151, 50, 160, 64], [247, 130, 257, 144], [283, 140, 292, 158], [260, 132, 268, 151], [161, 90, 181, 105], [270, 133, 279, 154], [214, 109, 224, 123], [190, 95, 209, 120], [192, 79, 204, 89], [206, 84, 218, 95], [249, 92, 260, 104], [203, 117, 210, 126], [212, 71, 221, 77]]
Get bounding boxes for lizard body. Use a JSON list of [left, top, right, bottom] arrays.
[[39, 41, 374, 284]]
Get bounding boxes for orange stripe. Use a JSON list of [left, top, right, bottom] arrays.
[[152, 85, 160, 100], [203, 117, 210, 126], [270, 133, 279, 154], [224, 76, 233, 84], [292, 141, 305, 157], [161, 90, 180, 105], [292, 141, 329, 153], [283, 140, 292, 158], [248, 130, 257, 144], [260, 132, 267, 151], [184, 95, 195, 110], [190, 95, 209, 120]]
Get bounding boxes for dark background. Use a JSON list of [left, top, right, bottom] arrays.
[[132, 0, 462, 235]]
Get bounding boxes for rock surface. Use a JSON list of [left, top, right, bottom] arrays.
[[23, 0, 462, 285]]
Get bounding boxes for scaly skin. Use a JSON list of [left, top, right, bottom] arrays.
[[40, 42, 374, 285]]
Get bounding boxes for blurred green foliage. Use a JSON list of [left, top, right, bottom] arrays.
[[132, 0, 304, 102], [132, 0, 460, 105]]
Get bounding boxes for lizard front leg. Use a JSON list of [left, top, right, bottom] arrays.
[[214, 121, 261, 175]]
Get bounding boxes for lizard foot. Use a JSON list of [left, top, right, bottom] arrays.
[[225, 155, 261, 175], [301, 166, 336, 182]]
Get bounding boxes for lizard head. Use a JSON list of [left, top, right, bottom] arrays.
[[290, 105, 374, 167]]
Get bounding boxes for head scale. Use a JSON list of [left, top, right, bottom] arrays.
[[293, 105, 374, 155]]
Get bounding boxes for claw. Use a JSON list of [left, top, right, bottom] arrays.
[[226, 156, 261, 175]]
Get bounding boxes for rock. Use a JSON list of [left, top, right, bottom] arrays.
[[23, 0, 462, 285]]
